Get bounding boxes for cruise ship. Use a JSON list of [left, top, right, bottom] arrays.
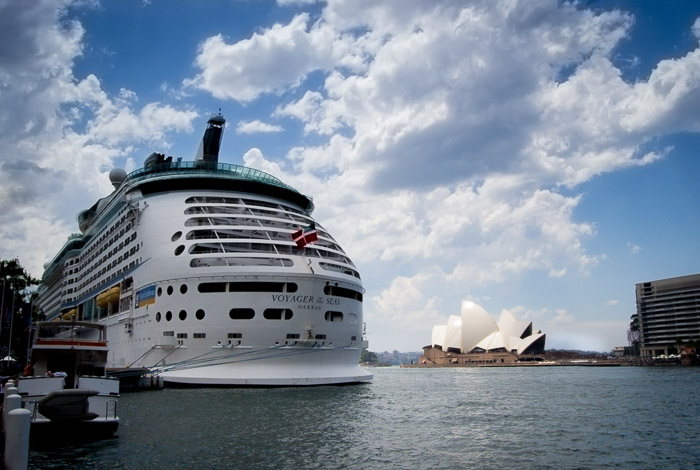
[[35, 114, 372, 386]]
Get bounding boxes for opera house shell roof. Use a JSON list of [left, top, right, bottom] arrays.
[[431, 301, 546, 355]]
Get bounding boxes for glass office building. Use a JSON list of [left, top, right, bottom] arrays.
[[635, 274, 700, 357]]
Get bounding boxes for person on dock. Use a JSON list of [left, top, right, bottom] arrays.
[[22, 361, 34, 377]]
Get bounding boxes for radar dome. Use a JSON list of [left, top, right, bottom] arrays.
[[109, 168, 127, 189]]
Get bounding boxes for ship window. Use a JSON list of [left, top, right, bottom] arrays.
[[228, 282, 297, 293], [198, 282, 227, 293], [171, 231, 182, 242], [165, 311, 172, 321], [179, 310, 187, 321], [324, 311, 344, 322], [264, 309, 293, 320], [174, 245, 185, 256], [315, 334, 327, 340], [163, 331, 174, 337], [190, 257, 294, 268], [180, 284, 188, 294], [195, 309, 205, 320], [194, 333, 206, 339], [157, 287, 163, 297], [286, 333, 300, 339], [167, 286, 174, 295], [228, 333, 242, 338], [177, 333, 188, 339], [229, 308, 255, 320], [156, 312, 161, 322], [323, 285, 363, 302]]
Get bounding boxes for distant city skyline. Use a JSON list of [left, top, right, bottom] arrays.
[[0, 1, 698, 353]]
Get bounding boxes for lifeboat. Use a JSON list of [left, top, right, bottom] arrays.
[[105, 286, 120, 304], [96, 291, 108, 308], [60, 309, 77, 320], [96, 286, 120, 308]]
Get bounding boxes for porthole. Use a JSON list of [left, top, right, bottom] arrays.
[[229, 308, 255, 320], [195, 309, 205, 320], [263, 308, 293, 320], [167, 286, 174, 295], [180, 284, 188, 294], [179, 310, 187, 321], [156, 312, 161, 322], [157, 287, 163, 297], [171, 231, 182, 242], [174, 245, 185, 256], [165, 311, 172, 321], [324, 311, 343, 322]]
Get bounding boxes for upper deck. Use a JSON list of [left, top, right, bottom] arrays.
[[33, 321, 109, 351]]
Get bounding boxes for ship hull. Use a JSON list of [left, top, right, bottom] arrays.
[[36, 125, 371, 386]]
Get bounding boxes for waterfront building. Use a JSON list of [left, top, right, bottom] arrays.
[[635, 273, 700, 358], [420, 301, 546, 365]]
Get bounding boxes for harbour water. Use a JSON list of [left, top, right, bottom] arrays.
[[28, 366, 699, 469]]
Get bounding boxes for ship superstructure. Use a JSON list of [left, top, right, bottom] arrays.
[[36, 115, 371, 386]]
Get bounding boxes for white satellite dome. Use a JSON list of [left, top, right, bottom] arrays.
[[109, 168, 127, 189]]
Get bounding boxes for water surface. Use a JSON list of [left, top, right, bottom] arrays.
[[29, 366, 700, 469]]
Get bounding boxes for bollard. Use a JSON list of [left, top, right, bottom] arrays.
[[4, 393, 21, 428], [4, 386, 18, 402], [4, 408, 31, 470], [4, 386, 19, 413]]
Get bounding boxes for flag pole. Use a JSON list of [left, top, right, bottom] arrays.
[[8, 289, 15, 359]]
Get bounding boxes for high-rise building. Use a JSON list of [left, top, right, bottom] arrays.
[[635, 274, 700, 357]]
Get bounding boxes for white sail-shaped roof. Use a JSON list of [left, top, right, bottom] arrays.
[[431, 325, 447, 349], [474, 331, 505, 351], [460, 301, 498, 353], [429, 301, 546, 355], [443, 315, 462, 351], [497, 310, 528, 337], [516, 332, 546, 355]]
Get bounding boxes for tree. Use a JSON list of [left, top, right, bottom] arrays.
[[360, 349, 378, 364], [627, 313, 640, 356], [0, 258, 40, 368]]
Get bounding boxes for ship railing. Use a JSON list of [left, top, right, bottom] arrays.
[[34, 321, 107, 343], [125, 161, 300, 193]]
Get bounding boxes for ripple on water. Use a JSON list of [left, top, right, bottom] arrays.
[[28, 366, 700, 469]]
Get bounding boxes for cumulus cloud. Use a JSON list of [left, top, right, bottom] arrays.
[[4, 0, 699, 353], [0, 1, 198, 275], [184, 13, 339, 102], [236, 120, 284, 134], [182, 1, 700, 352]]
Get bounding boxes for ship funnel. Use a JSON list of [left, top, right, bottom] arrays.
[[196, 113, 226, 163]]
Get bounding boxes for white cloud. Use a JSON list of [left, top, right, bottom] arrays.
[[3, 1, 698, 354], [627, 242, 641, 255], [184, 13, 339, 102], [0, 1, 199, 276], [236, 120, 284, 134], [208, 1, 700, 352]]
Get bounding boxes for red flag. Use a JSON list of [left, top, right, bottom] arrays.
[[292, 223, 318, 248]]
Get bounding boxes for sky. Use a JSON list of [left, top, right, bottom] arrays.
[[0, 0, 699, 353]]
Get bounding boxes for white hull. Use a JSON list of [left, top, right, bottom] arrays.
[[37, 123, 372, 386]]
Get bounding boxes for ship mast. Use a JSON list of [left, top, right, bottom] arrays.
[[195, 111, 226, 163]]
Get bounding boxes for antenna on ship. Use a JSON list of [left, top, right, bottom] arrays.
[[195, 110, 226, 163]]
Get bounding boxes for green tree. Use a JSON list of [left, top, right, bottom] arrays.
[[0, 258, 40, 368], [360, 349, 378, 363]]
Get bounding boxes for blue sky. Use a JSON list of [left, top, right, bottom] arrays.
[[0, 0, 699, 353]]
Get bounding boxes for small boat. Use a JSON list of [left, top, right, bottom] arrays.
[[16, 321, 120, 439]]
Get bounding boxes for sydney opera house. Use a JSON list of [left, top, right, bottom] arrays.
[[419, 301, 546, 365]]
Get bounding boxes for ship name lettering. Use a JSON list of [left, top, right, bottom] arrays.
[[271, 294, 315, 303]]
